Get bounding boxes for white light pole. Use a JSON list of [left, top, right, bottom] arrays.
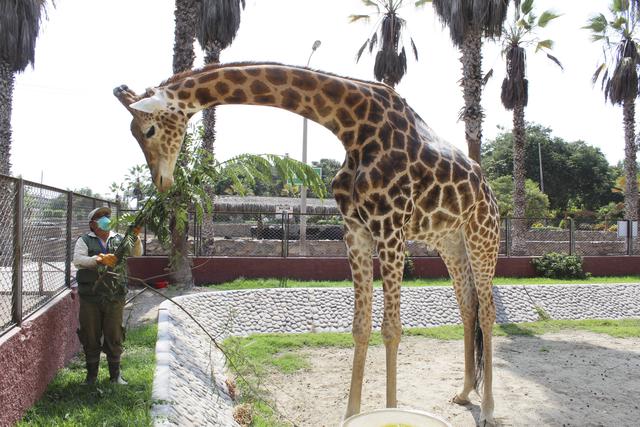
[[300, 40, 321, 256]]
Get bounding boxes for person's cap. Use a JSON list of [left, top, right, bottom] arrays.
[[87, 206, 112, 222]]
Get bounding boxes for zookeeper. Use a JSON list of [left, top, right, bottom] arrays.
[[71, 206, 142, 385]]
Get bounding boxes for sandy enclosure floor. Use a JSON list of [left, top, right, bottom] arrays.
[[263, 331, 640, 427]]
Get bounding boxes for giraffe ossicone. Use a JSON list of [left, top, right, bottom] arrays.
[[114, 62, 500, 425]]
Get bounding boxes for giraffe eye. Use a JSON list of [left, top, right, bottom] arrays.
[[145, 126, 156, 138]]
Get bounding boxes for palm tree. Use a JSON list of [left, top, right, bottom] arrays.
[[351, 0, 418, 88], [417, 0, 510, 164], [196, 0, 246, 153], [173, 0, 198, 74], [500, 0, 561, 254], [586, 0, 640, 229], [0, 0, 51, 176]]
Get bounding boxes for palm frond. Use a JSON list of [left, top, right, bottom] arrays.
[[482, 68, 494, 86], [0, 0, 51, 72], [349, 14, 371, 23], [410, 36, 418, 60], [356, 39, 369, 62], [197, 0, 245, 50], [546, 53, 563, 70], [538, 11, 561, 28], [369, 32, 378, 53]]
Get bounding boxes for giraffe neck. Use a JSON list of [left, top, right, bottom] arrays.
[[159, 64, 397, 151]]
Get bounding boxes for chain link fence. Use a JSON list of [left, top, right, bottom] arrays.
[[184, 212, 637, 258], [0, 174, 117, 337]]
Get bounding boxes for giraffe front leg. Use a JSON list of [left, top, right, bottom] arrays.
[[377, 241, 404, 410], [344, 222, 374, 419]]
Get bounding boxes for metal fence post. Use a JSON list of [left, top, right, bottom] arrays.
[[569, 218, 575, 255], [65, 191, 72, 287], [627, 219, 633, 256], [12, 178, 24, 326], [505, 217, 511, 257], [283, 212, 289, 258]]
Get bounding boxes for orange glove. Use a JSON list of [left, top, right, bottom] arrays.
[[96, 253, 118, 268]]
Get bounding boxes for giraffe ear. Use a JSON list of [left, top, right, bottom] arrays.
[[129, 95, 167, 114]]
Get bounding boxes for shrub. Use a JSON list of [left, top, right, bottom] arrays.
[[532, 252, 589, 279]]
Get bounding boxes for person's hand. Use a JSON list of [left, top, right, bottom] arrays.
[[70, 287, 78, 300], [96, 253, 118, 268]]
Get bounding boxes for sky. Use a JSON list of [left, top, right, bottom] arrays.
[[10, 0, 629, 197]]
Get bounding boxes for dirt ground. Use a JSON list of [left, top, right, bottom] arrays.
[[264, 331, 640, 427]]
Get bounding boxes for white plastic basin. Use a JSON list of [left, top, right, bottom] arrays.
[[341, 408, 452, 427]]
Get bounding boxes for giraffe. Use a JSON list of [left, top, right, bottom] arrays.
[[114, 62, 501, 425]]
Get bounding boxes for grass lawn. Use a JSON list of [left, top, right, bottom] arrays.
[[18, 324, 157, 427], [224, 318, 640, 426], [207, 275, 640, 291]]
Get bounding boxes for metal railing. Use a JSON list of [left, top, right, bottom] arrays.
[[0, 174, 118, 337]]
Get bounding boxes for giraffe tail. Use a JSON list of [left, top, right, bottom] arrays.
[[473, 305, 484, 392]]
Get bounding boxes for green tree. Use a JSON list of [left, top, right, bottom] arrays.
[[585, 0, 639, 222], [417, 0, 510, 163], [196, 0, 246, 153], [489, 175, 550, 218], [500, 0, 561, 253], [310, 158, 342, 197], [482, 124, 621, 213], [351, 0, 418, 87], [0, 0, 52, 175]]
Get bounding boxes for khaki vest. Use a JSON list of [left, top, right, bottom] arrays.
[[76, 233, 127, 302]]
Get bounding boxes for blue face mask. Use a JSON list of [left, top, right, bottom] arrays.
[[96, 216, 111, 231]]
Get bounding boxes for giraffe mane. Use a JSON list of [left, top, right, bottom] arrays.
[[159, 61, 391, 90]]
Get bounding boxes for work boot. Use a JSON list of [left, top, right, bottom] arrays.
[[108, 361, 128, 385], [84, 361, 99, 385]]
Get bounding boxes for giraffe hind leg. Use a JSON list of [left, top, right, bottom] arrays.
[[437, 231, 479, 406], [464, 224, 499, 425]]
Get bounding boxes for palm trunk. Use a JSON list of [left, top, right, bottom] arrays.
[[511, 103, 527, 255], [0, 60, 15, 176], [169, 213, 193, 285], [170, 0, 197, 287], [173, 0, 197, 74], [460, 29, 483, 165], [199, 44, 222, 256], [202, 43, 221, 153], [623, 99, 639, 221]]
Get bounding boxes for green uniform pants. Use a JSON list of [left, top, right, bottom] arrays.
[[77, 298, 125, 364]]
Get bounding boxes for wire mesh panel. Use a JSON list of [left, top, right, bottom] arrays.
[[287, 213, 346, 257], [507, 218, 571, 256], [573, 219, 628, 256], [20, 183, 69, 318], [200, 211, 285, 257], [0, 177, 16, 332]]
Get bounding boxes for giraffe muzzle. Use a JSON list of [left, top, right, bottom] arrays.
[[113, 85, 129, 96]]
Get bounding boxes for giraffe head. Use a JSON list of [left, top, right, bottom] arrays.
[[113, 85, 190, 192]]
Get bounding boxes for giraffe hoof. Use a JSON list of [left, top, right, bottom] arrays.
[[452, 394, 471, 405], [480, 411, 496, 426]]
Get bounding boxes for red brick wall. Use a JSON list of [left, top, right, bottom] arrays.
[[0, 293, 79, 427], [127, 256, 640, 285]]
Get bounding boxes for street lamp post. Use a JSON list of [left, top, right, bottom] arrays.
[[300, 40, 321, 256]]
